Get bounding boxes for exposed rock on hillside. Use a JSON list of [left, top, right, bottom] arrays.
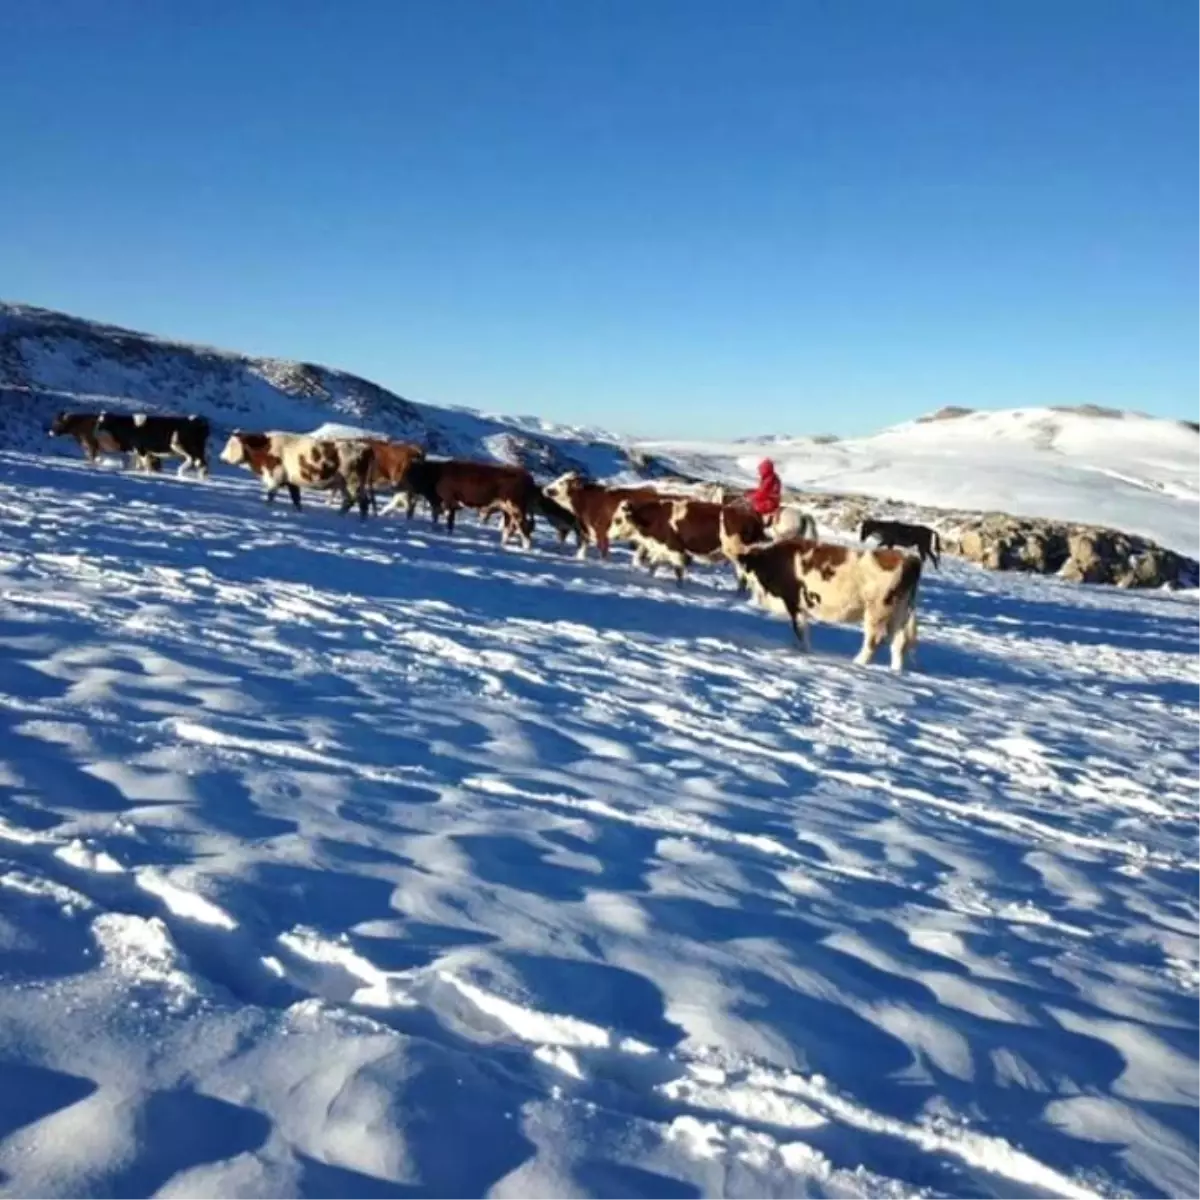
[[777, 488, 1198, 589], [482, 432, 588, 480]]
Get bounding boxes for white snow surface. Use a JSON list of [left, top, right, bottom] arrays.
[[0, 446, 1196, 1199], [641, 407, 1200, 558]]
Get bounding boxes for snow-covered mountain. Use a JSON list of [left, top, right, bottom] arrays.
[[0, 449, 1195, 1198], [644, 405, 1200, 559]]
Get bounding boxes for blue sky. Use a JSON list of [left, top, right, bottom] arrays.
[[2, 1, 1195, 438]]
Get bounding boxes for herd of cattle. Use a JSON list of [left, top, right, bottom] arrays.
[[47, 409, 940, 671]]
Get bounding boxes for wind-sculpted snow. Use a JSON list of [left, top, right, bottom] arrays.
[[0, 450, 1196, 1198]]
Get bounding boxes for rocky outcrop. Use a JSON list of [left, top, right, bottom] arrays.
[[766, 487, 1198, 590], [943, 515, 1196, 588]]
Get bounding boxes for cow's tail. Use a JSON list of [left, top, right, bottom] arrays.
[[884, 553, 922, 644], [771, 506, 800, 541], [351, 445, 374, 519], [933, 530, 942, 554], [718, 506, 747, 561]]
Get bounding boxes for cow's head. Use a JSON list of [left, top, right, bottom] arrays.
[[47, 411, 74, 436], [219, 432, 250, 466], [608, 499, 640, 541], [543, 470, 584, 509]]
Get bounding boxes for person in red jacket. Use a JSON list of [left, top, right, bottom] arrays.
[[746, 458, 782, 522]]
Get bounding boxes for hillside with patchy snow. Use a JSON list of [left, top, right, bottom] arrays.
[[0, 303, 628, 480], [0, 446, 1196, 1198]]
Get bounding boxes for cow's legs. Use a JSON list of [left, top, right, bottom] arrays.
[[576, 527, 591, 560], [445, 505, 458, 533], [596, 530, 611, 559], [287, 483, 302, 510], [853, 613, 887, 667], [788, 603, 812, 652], [892, 604, 916, 672]]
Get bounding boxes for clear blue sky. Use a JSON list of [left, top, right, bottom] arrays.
[[2, 0, 1195, 438]]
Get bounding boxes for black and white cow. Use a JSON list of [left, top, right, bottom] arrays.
[[93, 412, 210, 478]]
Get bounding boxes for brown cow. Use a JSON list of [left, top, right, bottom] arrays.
[[719, 509, 922, 671], [610, 497, 768, 586], [542, 472, 667, 561], [402, 459, 538, 548], [47, 411, 128, 464], [363, 440, 425, 514]]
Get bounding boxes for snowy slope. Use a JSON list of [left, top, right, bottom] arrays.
[[0, 449, 1196, 1198], [642, 407, 1200, 558]]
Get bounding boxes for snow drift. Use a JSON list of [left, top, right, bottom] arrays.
[[0, 446, 1195, 1198]]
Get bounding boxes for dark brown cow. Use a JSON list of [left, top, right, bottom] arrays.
[[402, 459, 538, 547], [480, 490, 584, 549], [542, 472, 665, 561], [610, 497, 769, 585], [719, 509, 922, 670], [47, 411, 130, 463]]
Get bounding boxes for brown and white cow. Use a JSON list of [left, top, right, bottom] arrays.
[[542, 472, 666, 561], [719, 510, 922, 671], [609, 497, 769, 585], [219, 431, 373, 518], [399, 459, 538, 547]]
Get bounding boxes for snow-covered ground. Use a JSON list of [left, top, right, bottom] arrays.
[[641, 408, 1200, 558], [0, 449, 1196, 1198]]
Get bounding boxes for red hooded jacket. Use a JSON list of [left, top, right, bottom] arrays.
[[747, 459, 782, 516]]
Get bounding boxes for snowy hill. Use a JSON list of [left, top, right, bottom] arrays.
[[641, 406, 1200, 559], [0, 303, 629, 480], [0, 450, 1196, 1197], [4, 302, 1197, 564]]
